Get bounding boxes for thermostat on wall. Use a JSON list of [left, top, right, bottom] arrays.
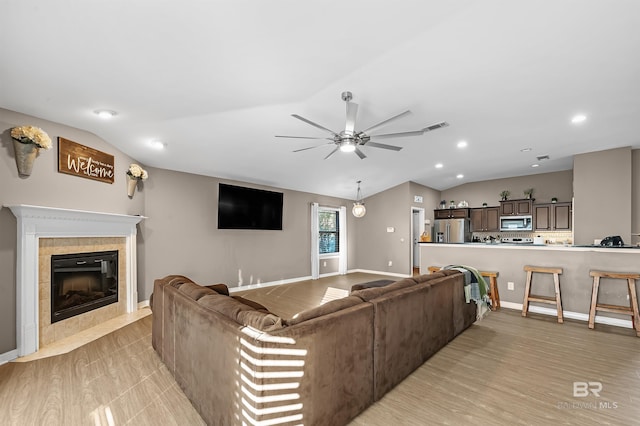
[[387, 227, 395, 233]]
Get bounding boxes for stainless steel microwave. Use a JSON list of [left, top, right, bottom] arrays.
[[500, 215, 533, 231]]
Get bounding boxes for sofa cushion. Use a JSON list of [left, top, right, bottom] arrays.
[[413, 269, 459, 283], [232, 295, 269, 312], [286, 296, 363, 326], [178, 282, 217, 300], [350, 277, 417, 302], [350, 279, 395, 292], [237, 310, 283, 331], [206, 283, 230, 296], [198, 294, 283, 331]]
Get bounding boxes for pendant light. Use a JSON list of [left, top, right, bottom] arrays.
[[352, 180, 366, 218]]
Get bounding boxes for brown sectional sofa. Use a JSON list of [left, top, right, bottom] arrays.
[[151, 270, 476, 426]]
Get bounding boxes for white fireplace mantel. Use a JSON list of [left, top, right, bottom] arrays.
[[6, 204, 145, 357]]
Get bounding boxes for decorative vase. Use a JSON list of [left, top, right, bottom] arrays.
[[126, 175, 138, 197], [13, 139, 38, 177]]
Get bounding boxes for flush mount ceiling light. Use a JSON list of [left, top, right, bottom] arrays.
[[149, 139, 166, 150], [352, 180, 366, 218], [457, 140, 468, 148], [435, 163, 443, 169], [93, 109, 117, 119], [531, 164, 540, 168], [456, 174, 464, 179], [520, 147, 532, 152], [571, 114, 587, 124]]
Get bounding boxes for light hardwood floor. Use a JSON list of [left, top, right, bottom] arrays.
[[1, 273, 639, 425]]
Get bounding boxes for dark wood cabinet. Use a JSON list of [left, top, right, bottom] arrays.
[[534, 202, 572, 231], [470, 207, 500, 232], [434, 208, 469, 219], [500, 199, 533, 216]]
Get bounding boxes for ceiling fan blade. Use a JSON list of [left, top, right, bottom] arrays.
[[345, 102, 358, 134], [323, 147, 340, 160], [364, 141, 403, 151], [292, 114, 338, 137], [361, 110, 411, 134], [293, 142, 334, 152], [275, 135, 330, 140], [354, 148, 367, 159], [370, 130, 424, 139], [422, 121, 450, 132]]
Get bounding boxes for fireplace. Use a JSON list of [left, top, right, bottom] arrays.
[[7, 204, 145, 357], [51, 250, 119, 323]]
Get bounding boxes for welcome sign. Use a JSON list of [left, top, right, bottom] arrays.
[[58, 137, 115, 184]]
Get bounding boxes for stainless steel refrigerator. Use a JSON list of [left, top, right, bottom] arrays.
[[433, 218, 471, 243]]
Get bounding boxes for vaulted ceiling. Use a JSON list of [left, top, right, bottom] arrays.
[[3, 0, 639, 199]]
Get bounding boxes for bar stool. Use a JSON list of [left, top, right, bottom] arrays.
[[522, 265, 564, 323], [588, 270, 640, 337], [427, 266, 501, 311]]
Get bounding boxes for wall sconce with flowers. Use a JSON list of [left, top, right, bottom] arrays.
[[10, 125, 52, 177], [126, 163, 148, 197]]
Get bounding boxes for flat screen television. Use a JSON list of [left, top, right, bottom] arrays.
[[218, 183, 283, 230]]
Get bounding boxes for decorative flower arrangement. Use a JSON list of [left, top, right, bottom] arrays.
[[127, 163, 148, 180], [11, 125, 52, 150]]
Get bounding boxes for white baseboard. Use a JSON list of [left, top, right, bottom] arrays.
[[348, 269, 412, 278], [229, 275, 313, 293], [0, 349, 18, 365], [500, 301, 633, 329]]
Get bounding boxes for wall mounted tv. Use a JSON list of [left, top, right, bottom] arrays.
[[218, 183, 284, 230]]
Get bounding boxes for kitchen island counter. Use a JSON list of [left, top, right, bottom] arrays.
[[419, 242, 640, 329]]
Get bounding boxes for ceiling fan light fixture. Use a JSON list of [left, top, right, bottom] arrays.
[[340, 140, 356, 153], [352, 180, 366, 218]]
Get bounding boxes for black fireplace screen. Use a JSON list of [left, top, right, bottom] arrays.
[[51, 250, 118, 323]]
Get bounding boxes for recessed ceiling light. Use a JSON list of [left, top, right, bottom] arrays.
[[571, 114, 587, 124], [457, 140, 468, 148], [531, 164, 540, 168], [435, 163, 443, 169], [456, 174, 464, 179], [149, 140, 166, 150], [520, 147, 532, 152], [94, 109, 117, 119]]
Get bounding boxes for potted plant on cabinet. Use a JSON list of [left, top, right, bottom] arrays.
[[499, 190, 510, 201]]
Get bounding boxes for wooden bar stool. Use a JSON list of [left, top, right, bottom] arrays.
[[428, 266, 501, 311], [522, 265, 564, 323], [588, 270, 640, 337]]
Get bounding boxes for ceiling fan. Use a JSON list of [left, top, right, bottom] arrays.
[[276, 91, 449, 159]]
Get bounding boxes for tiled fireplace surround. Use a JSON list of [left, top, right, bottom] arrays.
[[8, 205, 144, 357]]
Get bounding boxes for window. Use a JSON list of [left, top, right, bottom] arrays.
[[319, 209, 340, 254]]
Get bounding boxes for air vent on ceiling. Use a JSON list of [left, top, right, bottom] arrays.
[[423, 121, 449, 132], [536, 155, 550, 161]]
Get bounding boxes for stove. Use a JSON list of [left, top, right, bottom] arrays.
[[501, 237, 533, 244]]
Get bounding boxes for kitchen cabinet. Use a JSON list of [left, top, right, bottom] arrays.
[[470, 207, 500, 232], [534, 202, 572, 231], [434, 208, 469, 219], [500, 199, 533, 216]]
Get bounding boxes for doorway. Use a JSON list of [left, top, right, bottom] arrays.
[[411, 207, 425, 274]]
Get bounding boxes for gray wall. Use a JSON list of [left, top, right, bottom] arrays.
[[354, 181, 441, 275], [573, 147, 632, 245], [441, 170, 574, 208], [0, 108, 145, 354], [633, 150, 640, 244], [141, 167, 355, 295]]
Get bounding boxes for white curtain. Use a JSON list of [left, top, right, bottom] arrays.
[[310, 202, 319, 279], [338, 205, 347, 275]]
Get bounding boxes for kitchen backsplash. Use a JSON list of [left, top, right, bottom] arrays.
[[472, 231, 573, 245]]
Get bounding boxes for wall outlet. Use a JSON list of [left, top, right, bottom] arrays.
[[388, 261, 393, 267], [507, 281, 515, 291], [323, 261, 327, 267]]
